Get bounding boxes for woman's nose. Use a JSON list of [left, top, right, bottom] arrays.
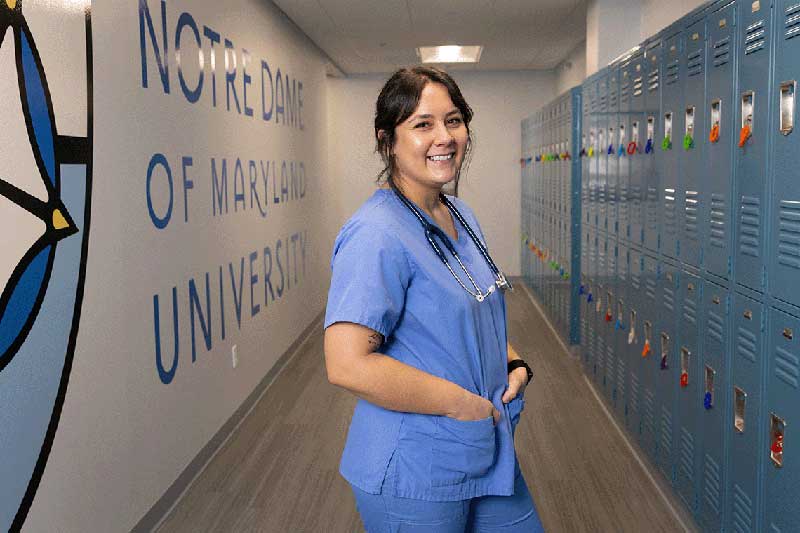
[[433, 121, 454, 144]]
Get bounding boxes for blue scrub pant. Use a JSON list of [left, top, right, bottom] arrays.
[[350, 468, 544, 532]]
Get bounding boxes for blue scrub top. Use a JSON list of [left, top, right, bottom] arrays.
[[324, 189, 525, 502]]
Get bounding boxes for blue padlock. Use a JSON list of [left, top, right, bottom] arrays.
[[645, 138, 654, 154], [704, 392, 713, 410]]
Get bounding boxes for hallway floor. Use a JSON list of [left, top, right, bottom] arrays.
[[156, 280, 698, 532]]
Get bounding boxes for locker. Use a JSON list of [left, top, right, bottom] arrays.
[[640, 253, 661, 460], [769, 0, 800, 308], [697, 280, 730, 532], [681, 17, 708, 268], [630, 51, 647, 247], [764, 304, 800, 532], [627, 247, 645, 434], [705, 2, 736, 281], [599, 74, 610, 233], [733, 0, 774, 293], [674, 266, 702, 513], [617, 60, 631, 240], [589, 78, 599, 229], [613, 241, 630, 424], [656, 258, 681, 481], [604, 235, 619, 404], [728, 291, 765, 533], [661, 28, 685, 261], [645, 37, 664, 253]]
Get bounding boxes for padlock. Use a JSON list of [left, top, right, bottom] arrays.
[[771, 434, 784, 455], [605, 309, 613, 322], [627, 141, 638, 155], [641, 339, 651, 357], [680, 371, 689, 388], [709, 123, 720, 143], [580, 147, 587, 157], [618, 144, 626, 157], [660, 354, 668, 370], [683, 133, 694, 150], [587, 146, 595, 157], [587, 292, 593, 303], [661, 135, 672, 151], [645, 138, 654, 153], [739, 123, 751, 147], [608, 143, 614, 155], [704, 392, 713, 410]]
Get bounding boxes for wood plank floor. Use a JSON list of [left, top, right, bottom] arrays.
[[156, 281, 699, 532]]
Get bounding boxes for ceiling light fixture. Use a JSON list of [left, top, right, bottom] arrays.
[[416, 45, 483, 64]]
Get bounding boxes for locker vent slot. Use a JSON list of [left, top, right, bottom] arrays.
[[661, 408, 673, 455], [683, 293, 698, 326], [648, 69, 660, 92], [680, 428, 695, 479], [703, 454, 721, 513], [666, 61, 680, 85], [737, 326, 758, 363], [685, 191, 699, 241], [708, 308, 724, 343], [713, 36, 731, 67], [786, 3, 800, 39], [744, 20, 766, 55], [644, 390, 655, 437], [739, 196, 761, 257], [645, 276, 657, 302], [665, 188, 678, 238], [629, 374, 639, 414], [709, 194, 727, 249], [633, 76, 644, 96], [687, 50, 703, 77], [732, 484, 753, 530], [616, 357, 625, 400], [778, 201, 800, 269], [775, 345, 800, 388]]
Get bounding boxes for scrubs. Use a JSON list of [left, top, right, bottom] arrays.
[[324, 189, 526, 502]]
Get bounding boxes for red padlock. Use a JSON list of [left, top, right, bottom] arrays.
[[627, 141, 638, 155], [772, 434, 784, 455], [605, 309, 613, 322], [680, 371, 689, 388]]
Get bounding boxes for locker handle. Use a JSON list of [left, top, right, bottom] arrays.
[[740, 91, 754, 147], [780, 81, 795, 136], [710, 99, 722, 143], [784, 328, 794, 340], [770, 413, 786, 468], [734, 387, 747, 433]]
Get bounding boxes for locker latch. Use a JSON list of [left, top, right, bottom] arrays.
[[646, 117, 655, 153], [780, 81, 795, 136], [663, 112, 673, 150], [770, 413, 786, 468], [615, 300, 625, 331], [704, 365, 715, 410], [680, 347, 690, 388], [739, 91, 754, 147], [642, 321, 652, 357], [709, 99, 721, 143], [660, 332, 670, 370], [628, 310, 637, 345], [683, 106, 695, 150]]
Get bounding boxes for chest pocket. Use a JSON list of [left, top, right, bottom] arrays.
[[430, 415, 497, 487]]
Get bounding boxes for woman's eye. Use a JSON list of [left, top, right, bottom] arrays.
[[414, 121, 430, 128], [448, 117, 463, 125]]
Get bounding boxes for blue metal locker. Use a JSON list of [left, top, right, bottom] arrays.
[[674, 266, 703, 513], [769, 0, 800, 308], [764, 303, 800, 532], [661, 28, 685, 260], [630, 50, 647, 247], [588, 77, 599, 229], [613, 241, 630, 424], [627, 247, 645, 434], [697, 279, 730, 532], [705, 2, 737, 282], [596, 231, 608, 388], [640, 253, 661, 461], [728, 291, 766, 533], [604, 235, 619, 404], [656, 258, 681, 481], [620, 58, 634, 241], [733, 0, 774, 293], [645, 37, 664, 253], [599, 74, 610, 233], [682, 15, 708, 269]]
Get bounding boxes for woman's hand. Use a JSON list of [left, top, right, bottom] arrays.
[[448, 389, 501, 425], [501, 367, 530, 404]]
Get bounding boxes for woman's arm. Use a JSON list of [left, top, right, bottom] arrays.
[[325, 322, 499, 423], [507, 341, 522, 363]]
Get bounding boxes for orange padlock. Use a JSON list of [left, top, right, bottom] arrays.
[[739, 124, 752, 147], [641, 340, 651, 357], [709, 123, 720, 143]]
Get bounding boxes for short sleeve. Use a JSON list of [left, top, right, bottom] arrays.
[[324, 221, 412, 338]]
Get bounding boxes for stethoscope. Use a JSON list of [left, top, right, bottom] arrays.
[[392, 187, 513, 302]]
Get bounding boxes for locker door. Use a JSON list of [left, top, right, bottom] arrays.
[[605, 236, 619, 405], [682, 18, 708, 268], [614, 59, 634, 241], [656, 259, 681, 481], [628, 248, 644, 434], [734, 0, 774, 293], [764, 305, 800, 532], [698, 280, 730, 532], [640, 253, 660, 459], [589, 81, 599, 229], [613, 241, 630, 423], [769, 0, 800, 308], [675, 267, 702, 513], [645, 37, 664, 253], [705, 3, 736, 281], [729, 292, 766, 533], [661, 30, 685, 260], [582, 91, 591, 230], [599, 75, 610, 233], [630, 53, 646, 247]]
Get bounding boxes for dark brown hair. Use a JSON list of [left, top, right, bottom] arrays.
[[374, 66, 474, 196]]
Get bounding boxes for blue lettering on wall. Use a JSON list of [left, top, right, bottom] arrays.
[[242, 49, 253, 117], [224, 38, 241, 114], [176, 12, 204, 103], [249, 160, 266, 217], [146, 153, 173, 229], [181, 156, 193, 223], [154, 287, 179, 384], [261, 59, 273, 121], [229, 256, 244, 329], [274, 68, 284, 125], [211, 157, 228, 216], [202, 24, 220, 107], [233, 158, 246, 212], [249, 251, 260, 317], [188, 272, 212, 362]]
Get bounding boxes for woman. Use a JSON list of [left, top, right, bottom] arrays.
[[324, 66, 543, 532]]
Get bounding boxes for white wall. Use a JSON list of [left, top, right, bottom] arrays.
[[327, 70, 557, 277], [5, 1, 334, 531], [556, 41, 587, 95], [640, 0, 708, 41]]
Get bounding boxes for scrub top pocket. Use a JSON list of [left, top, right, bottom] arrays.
[[507, 396, 526, 437], [430, 415, 497, 487]]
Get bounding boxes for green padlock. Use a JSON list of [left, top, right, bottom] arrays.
[[661, 135, 672, 151], [683, 133, 694, 150]]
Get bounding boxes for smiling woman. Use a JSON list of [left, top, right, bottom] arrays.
[[323, 66, 542, 532]]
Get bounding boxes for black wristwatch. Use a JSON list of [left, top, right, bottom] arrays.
[[508, 359, 533, 384]]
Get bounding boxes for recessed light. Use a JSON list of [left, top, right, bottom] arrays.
[[416, 45, 483, 64]]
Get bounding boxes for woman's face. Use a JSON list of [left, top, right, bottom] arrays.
[[391, 82, 468, 191]]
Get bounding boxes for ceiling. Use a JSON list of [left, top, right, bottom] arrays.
[[272, 0, 588, 76]]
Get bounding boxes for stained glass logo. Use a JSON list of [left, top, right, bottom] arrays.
[[0, 1, 92, 530]]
